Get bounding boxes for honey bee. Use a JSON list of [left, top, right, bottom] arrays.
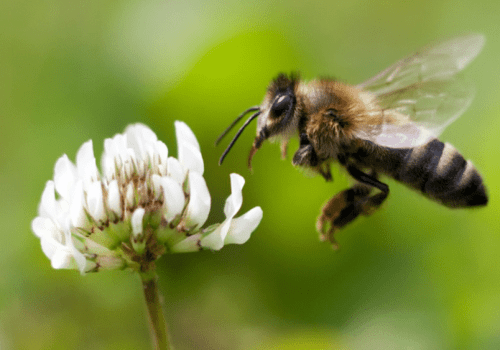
[[217, 34, 488, 248]]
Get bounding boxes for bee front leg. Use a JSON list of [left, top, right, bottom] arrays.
[[292, 134, 332, 181], [317, 166, 389, 248], [292, 133, 318, 165]]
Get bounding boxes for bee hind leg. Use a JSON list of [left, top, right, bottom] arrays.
[[346, 165, 390, 215], [317, 183, 372, 248], [317, 167, 389, 248]]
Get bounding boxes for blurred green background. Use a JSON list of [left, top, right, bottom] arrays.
[[1, 0, 499, 349]]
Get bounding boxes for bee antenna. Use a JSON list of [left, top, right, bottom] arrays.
[[215, 106, 260, 146], [218, 111, 261, 166]]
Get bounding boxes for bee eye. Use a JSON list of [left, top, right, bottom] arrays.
[[271, 94, 292, 117]]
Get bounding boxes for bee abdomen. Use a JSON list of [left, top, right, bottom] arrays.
[[395, 139, 487, 208]]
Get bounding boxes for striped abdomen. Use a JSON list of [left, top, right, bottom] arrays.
[[369, 139, 488, 208]]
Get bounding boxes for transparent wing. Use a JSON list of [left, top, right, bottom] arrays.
[[376, 79, 474, 135], [357, 34, 484, 95], [354, 34, 484, 148]]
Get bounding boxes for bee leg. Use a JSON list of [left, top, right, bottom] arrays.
[[292, 141, 333, 181], [317, 183, 372, 248], [317, 167, 389, 248], [346, 166, 388, 193], [280, 140, 289, 159], [318, 165, 333, 182], [345, 166, 390, 217], [292, 133, 319, 167]]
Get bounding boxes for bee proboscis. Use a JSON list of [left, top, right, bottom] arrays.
[[217, 34, 488, 248]]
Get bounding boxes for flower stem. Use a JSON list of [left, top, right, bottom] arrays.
[[140, 271, 172, 350]]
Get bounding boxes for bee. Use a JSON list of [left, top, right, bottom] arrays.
[[216, 34, 488, 248]]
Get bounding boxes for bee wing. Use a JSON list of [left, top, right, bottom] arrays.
[[355, 34, 484, 149], [357, 34, 484, 95]]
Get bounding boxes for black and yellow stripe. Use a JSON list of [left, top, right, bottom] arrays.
[[357, 139, 488, 208], [393, 139, 487, 207]]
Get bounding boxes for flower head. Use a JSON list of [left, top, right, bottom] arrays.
[[32, 122, 263, 274]]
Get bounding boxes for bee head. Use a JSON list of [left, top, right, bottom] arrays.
[[217, 73, 299, 169]]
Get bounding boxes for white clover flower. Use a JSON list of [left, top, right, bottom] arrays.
[[31, 122, 263, 274]]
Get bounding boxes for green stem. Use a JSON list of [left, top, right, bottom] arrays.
[[140, 271, 172, 350]]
